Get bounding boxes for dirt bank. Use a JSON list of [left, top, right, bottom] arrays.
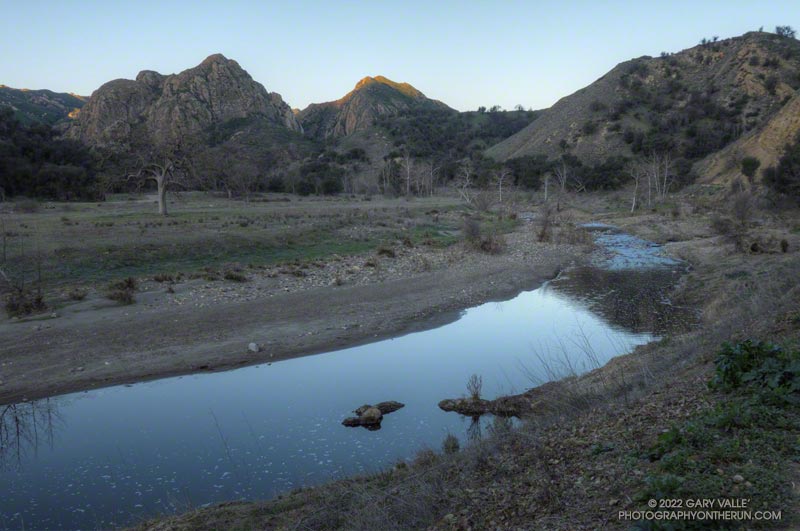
[[0, 229, 586, 404]]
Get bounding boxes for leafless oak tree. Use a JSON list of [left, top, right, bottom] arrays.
[[127, 145, 191, 216]]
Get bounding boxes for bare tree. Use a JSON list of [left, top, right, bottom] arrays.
[[553, 158, 570, 211], [127, 144, 192, 216], [400, 146, 414, 196], [417, 160, 441, 197], [542, 172, 551, 203], [455, 159, 476, 205], [491, 167, 512, 203], [626, 161, 646, 213]]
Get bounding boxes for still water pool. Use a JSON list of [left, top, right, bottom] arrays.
[[0, 227, 687, 530]]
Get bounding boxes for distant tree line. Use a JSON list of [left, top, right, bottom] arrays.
[[0, 106, 100, 200]]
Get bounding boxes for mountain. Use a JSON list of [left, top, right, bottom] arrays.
[[0, 85, 86, 125], [487, 32, 800, 172], [297, 76, 452, 140], [66, 54, 302, 151]]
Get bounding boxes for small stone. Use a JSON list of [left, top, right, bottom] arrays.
[[50, 312, 58, 318], [609, 499, 619, 506], [248, 342, 260, 353], [732, 474, 744, 483]]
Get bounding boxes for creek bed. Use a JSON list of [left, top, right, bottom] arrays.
[[0, 226, 690, 530]]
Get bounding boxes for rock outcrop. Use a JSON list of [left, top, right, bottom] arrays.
[[297, 76, 451, 140], [66, 54, 301, 150]]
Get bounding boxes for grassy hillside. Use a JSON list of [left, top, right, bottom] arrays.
[[488, 32, 800, 174], [0, 85, 85, 125]]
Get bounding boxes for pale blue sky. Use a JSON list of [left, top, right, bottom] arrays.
[[1, 1, 797, 111]]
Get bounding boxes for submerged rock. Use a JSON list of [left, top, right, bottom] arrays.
[[360, 407, 383, 424], [342, 401, 405, 429]]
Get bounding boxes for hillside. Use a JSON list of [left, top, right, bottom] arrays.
[[487, 32, 800, 173], [695, 91, 800, 184], [297, 76, 453, 140], [0, 85, 86, 125]]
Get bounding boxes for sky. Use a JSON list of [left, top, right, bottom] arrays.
[[1, 0, 798, 112]]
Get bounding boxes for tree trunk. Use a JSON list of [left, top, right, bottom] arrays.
[[157, 176, 168, 216]]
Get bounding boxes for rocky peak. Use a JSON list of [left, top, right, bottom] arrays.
[[135, 70, 165, 90], [298, 75, 451, 140], [353, 76, 425, 99], [67, 54, 301, 149]]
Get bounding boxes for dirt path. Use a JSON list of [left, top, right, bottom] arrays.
[[0, 232, 584, 404]]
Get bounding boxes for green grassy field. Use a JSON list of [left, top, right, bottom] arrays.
[[1, 193, 470, 292]]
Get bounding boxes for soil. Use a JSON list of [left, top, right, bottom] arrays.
[[0, 227, 586, 404]]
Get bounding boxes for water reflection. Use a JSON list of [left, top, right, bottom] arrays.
[[548, 267, 694, 335], [0, 399, 60, 470]]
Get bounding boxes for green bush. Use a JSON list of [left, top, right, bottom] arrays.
[[709, 340, 800, 401]]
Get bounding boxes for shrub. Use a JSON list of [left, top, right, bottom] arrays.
[[107, 289, 135, 305], [764, 75, 779, 95], [5, 289, 46, 317], [581, 121, 598, 135], [377, 246, 396, 258], [710, 213, 734, 236], [153, 273, 174, 283], [763, 132, 800, 200], [463, 217, 481, 244], [741, 157, 761, 181], [775, 25, 796, 39], [709, 340, 799, 397], [538, 204, 554, 242], [730, 192, 753, 228], [223, 271, 247, 282], [466, 374, 483, 400], [109, 277, 137, 291], [472, 191, 494, 212], [107, 277, 137, 304], [588, 100, 607, 112], [68, 288, 88, 301], [442, 433, 460, 455], [463, 218, 505, 254], [479, 233, 506, 254]]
